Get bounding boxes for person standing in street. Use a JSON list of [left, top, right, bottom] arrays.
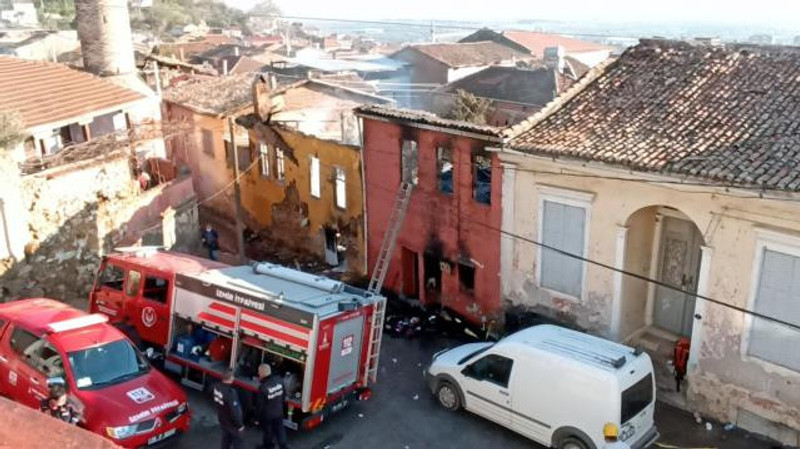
[[256, 364, 290, 449], [214, 369, 245, 449], [202, 224, 220, 261], [40, 384, 81, 425], [601, 423, 631, 449]]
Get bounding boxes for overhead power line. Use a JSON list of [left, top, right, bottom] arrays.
[[360, 180, 800, 333]]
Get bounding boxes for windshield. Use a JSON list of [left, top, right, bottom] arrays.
[[68, 339, 150, 390], [621, 373, 653, 423], [457, 343, 494, 365]]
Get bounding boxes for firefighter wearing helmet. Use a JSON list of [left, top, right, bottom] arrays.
[[602, 423, 631, 449]]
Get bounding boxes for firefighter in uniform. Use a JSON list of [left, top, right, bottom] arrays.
[[214, 369, 245, 449], [40, 384, 81, 425], [601, 423, 631, 449], [256, 364, 289, 449]]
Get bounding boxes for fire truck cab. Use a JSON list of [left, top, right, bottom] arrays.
[[89, 249, 386, 429], [0, 298, 190, 448]]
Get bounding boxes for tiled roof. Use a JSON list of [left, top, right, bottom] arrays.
[[438, 65, 559, 107], [397, 41, 529, 68], [507, 39, 800, 191], [0, 56, 146, 129], [355, 104, 503, 139], [162, 72, 255, 115], [230, 56, 267, 74], [502, 31, 610, 57]]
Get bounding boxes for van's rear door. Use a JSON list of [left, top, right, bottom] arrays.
[[619, 371, 657, 447], [327, 314, 364, 394]]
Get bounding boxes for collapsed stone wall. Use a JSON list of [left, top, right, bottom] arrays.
[[0, 154, 199, 305]]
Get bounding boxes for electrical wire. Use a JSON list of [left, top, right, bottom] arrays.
[[360, 180, 800, 332]]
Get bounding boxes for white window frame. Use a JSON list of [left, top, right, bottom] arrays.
[[741, 228, 800, 377], [334, 166, 346, 209], [310, 156, 321, 198], [276, 147, 285, 181], [259, 143, 270, 178], [535, 185, 594, 301]]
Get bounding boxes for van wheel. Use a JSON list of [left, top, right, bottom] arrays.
[[435, 382, 460, 411], [558, 436, 590, 449]]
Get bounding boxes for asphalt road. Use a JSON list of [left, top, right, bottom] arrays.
[[171, 335, 778, 449]]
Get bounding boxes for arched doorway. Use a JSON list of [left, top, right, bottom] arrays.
[[618, 206, 705, 340], [618, 206, 706, 407]]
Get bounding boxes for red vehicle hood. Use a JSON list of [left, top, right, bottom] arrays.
[[77, 368, 186, 429]]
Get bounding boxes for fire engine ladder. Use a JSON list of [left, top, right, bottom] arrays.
[[364, 181, 414, 384]]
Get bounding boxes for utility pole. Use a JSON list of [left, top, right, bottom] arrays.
[[227, 116, 247, 264]]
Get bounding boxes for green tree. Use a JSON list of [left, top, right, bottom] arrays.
[[446, 89, 491, 125]]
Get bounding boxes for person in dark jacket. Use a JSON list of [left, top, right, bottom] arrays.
[[256, 364, 289, 449], [202, 224, 220, 261], [40, 384, 81, 425], [214, 369, 245, 449]]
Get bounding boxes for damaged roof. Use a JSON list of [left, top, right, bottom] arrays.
[[502, 30, 610, 56], [355, 104, 503, 139], [507, 39, 800, 191], [0, 56, 147, 129], [162, 72, 256, 115], [394, 41, 529, 68], [437, 65, 559, 107]]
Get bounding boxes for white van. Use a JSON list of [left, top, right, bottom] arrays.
[[425, 325, 659, 449]]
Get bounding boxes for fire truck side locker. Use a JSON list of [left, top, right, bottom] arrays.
[[162, 262, 384, 429]]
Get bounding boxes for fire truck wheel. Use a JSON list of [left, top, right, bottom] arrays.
[[435, 381, 460, 411]]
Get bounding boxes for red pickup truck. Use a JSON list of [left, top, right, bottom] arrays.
[[0, 298, 190, 448]]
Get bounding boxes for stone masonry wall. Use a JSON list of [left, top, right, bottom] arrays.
[[0, 154, 199, 306]]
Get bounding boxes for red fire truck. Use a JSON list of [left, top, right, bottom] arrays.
[[88, 248, 386, 430], [0, 298, 190, 448]]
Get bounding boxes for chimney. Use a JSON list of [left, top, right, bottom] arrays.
[[223, 59, 229, 75], [543, 45, 565, 73], [75, 0, 136, 77], [268, 73, 277, 90], [234, 46, 240, 57]]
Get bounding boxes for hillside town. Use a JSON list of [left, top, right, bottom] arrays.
[[1, 0, 800, 448]]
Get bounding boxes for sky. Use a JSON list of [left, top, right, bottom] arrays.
[[225, 0, 800, 27]]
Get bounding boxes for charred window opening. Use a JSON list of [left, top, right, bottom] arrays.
[[423, 253, 443, 294], [472, 151, 491, 205], [401, 139, 418, 185], [437, 146, 453, 194], [324, 226, 345, 267], [459, 262, 475, 292]]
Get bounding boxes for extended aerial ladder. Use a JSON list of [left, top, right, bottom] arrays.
[[363, 181, 414, 384]]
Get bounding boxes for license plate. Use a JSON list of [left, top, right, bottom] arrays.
[[148, 428, 176, 445]]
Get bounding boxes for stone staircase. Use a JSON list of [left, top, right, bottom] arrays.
[[629, 329, 688, 410]]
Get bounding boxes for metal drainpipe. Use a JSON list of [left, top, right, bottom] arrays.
[[357, 116, 369, 277]]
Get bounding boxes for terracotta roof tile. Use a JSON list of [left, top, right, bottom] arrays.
[[437, 65, 559, 107], [396, 41, 529, 68], [0, 56, 146, 129], [162, 72, 256, 115], [502, 30, 611, 56], [508, 39, 800, 191]]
